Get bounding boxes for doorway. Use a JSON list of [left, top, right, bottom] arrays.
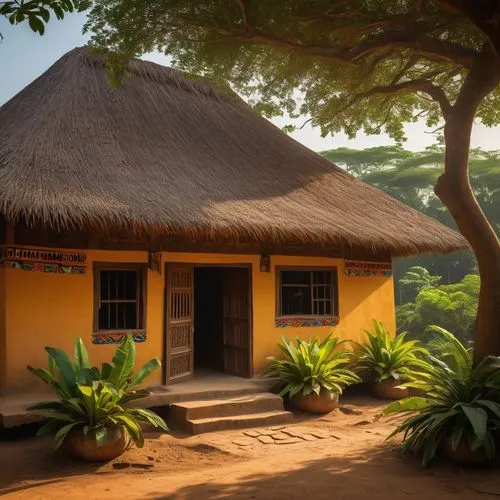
[[164, 264, 252, 384]]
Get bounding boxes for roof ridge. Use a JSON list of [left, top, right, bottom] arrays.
[[75, 46, 237, 103]]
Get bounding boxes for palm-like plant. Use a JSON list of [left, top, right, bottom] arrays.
[[354, 320, 431, 383], [264, 334, 360, 399], [384, 326, 500, 466], [28, 336, 168, 449]]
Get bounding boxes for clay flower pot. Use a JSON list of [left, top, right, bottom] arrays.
[[292, 390, 339, 414], [441, 436, 489, 466], [372, 378, 410, 400], [66, 426, 128, 462]]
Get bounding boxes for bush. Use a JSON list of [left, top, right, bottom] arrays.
[[28, 336, 168, 449], [354, 320, 430, 383], [263, 334, 360, 399], [396, 274, 480, 344], [384, 326, 500, 466]]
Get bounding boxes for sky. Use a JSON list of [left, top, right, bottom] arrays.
[[1, 12, 499, 153]]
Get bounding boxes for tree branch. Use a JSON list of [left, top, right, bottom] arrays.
[[436, 0, 500, 55], [202, 25, 477, 69], [357, 79, 453, 118]]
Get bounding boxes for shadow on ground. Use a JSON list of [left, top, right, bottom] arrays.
[[145, 444, 500, 500]]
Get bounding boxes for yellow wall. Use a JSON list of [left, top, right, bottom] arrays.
[[1, 247, 395, 394], [2, 249, 164, 394]]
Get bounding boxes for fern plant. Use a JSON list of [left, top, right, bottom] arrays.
[[384, 327, 500, 466], [264, 334, 360, 399], [28, 336, 168, 449], [354, 320, 431, 383]]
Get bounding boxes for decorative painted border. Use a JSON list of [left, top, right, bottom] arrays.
[[0, 259, 87, 274], [344, 260, 392, 278], [344, 269, 392, 278], [275, 317, 339, 328], [92, 332, 147, 344]]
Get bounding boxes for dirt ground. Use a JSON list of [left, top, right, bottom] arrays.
[[1, 396, 500, 499]]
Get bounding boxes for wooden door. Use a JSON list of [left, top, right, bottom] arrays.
[[165, 264, 194, 383], [222, 267, 252, 377]]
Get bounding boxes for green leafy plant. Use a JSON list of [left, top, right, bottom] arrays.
[[264, 334, 360, 399], [354, 320, 431, 383], [28, 336, 168, 449], [384, 326, 500, 466]]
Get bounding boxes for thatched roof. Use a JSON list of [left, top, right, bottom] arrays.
[[0, 47, 467, 257]]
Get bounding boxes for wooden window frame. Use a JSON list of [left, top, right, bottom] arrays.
[[93, 262, 147, 333], [275, 266, 339, 319]]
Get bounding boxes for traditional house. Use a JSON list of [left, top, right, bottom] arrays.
[[0, 47, 466, 395]]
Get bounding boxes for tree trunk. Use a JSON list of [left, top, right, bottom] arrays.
[[435, 50, 500, 362]]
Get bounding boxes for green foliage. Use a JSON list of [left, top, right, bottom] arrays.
[[28, 336, 167, 448], [321, 146, 500, 237], [399, 266, 442, 300], [264, 334, 360, 399], [384, 327, 500, 466], [397, 274, 480, 344], [0, 1, 86, 37], [83, 1, 500, 140], [354, 320, 431, 383]]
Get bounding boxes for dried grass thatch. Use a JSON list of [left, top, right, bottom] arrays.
[[0, 47, 467, 256]]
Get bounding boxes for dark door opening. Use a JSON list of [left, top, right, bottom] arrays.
[[194, 267, 225, 372], [193, 266, 252, 377]]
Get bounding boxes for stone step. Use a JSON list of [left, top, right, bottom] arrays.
[[185, 410, 293, 434], [169, 393, 284, 422]]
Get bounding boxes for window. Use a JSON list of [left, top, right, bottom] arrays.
[[277, 269, 337, 317], [94, 264, 146, 331]]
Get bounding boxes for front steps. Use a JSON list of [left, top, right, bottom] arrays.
[[169, 393, 293, 434]]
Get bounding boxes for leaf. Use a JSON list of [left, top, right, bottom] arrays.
[[108, 337, 135, 388], [39, 7, 50, 23], [74, 337, 90, 371], [383, 397, 428, 416], [128, 408, 168, 431], [46, 347, 76, 391], [28, 15, 45, 35], [460, 405, 487, 440], [54, 422, 80, 448], [129, 358, 160, 388], [101, 362, 113, 380], [422, 439, 439, 466]]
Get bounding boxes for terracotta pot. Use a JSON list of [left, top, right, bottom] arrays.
[[372, 378, 409, 400], [65, 426, 128, 462], [292, 390, 339, 414], [441, 436, 489, 466]]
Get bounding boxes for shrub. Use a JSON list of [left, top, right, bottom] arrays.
[[264, 334, 360, 399], [384, 326, 500, 466], [354, 320, 431, 383], [28, 336, 168, 449]]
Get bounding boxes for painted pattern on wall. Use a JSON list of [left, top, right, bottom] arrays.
[[92, 332, 147, 344], [275, 317, 339, 328]]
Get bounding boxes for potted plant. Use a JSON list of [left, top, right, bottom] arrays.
[[354, 320, 431, 400], [264, 334, 360, 414], [384, 326, 500, 466], [28, 336, 168, 461]]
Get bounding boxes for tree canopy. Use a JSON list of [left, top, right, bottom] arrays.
[[84, 1, 500, 141], [397, 273, 480, 344], [322, 145, 500, 234]]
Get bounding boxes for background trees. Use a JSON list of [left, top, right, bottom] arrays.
[[322, 145, 499, 304]]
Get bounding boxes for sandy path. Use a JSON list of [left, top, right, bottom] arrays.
[[1, 397, 499, 499]]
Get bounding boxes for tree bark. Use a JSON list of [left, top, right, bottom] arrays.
[[435, 49, 500, 362]]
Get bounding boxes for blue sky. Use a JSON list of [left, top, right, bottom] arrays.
[[1, 12, 499, 153]]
